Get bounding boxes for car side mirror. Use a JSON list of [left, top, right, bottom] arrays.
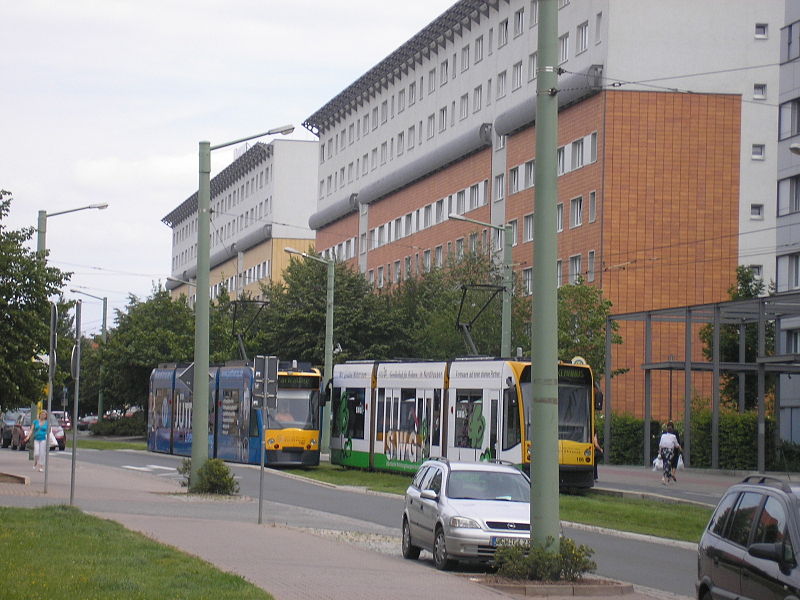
[[420, 489, 438, 502], [748, 542, 784, 564]]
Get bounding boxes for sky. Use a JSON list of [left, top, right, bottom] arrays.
[[1, 0, 456, 335]]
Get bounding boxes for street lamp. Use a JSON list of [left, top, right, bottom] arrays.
[[284, 246, 334, 454], [37, 203, 109, 256], [35, 202, 109, 464], [448, 213, 513, 357], [70, 289, 107, 419], [191, 125, 294, 490]]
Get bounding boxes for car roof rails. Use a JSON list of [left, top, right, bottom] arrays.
[[484, 458, 517, 466], [740, 474, 794, 493], [428, 457, 450, 465]]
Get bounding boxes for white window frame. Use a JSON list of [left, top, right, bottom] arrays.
[[556, 203, 563, 232], [570, 196, 583, 228]]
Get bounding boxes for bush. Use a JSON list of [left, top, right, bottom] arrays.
[[494, 536, 596, 582], [89, 411, 146, 436], [178, 458, 239, 495]]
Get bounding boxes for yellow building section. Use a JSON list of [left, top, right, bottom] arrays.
[[264, 428, 319, 451], [559, 440, 593, 467]]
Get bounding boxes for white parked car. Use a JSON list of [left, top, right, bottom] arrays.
[[402, 458, 532, 570]]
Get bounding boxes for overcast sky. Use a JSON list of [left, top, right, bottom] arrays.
[[1, 0, 456, 334]]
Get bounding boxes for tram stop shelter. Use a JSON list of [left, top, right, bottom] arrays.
[[602, 290, 800, 472]]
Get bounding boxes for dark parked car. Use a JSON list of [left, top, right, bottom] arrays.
[[1, 409, 25, 448], [10, 413, 65, 451], [697, 475, 800, 600]]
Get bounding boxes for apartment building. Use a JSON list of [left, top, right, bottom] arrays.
[[777, 5, 800, 440], [304, 0, 784, 418], [163, 139, 318, 302]]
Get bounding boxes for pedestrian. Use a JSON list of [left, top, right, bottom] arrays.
[[666, 421, 682, 473], [25, 410, 49, 472], [658, 422, 682, 485], [593, 431, 603, 481]]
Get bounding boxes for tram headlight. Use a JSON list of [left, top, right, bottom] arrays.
[[267, 438, 275, 446], [584, 448, 592, 457], [310, 438, 317, 446]]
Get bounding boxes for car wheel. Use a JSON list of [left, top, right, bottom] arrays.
[[401, 518, 421, 560], [433, 527, 454, 571]]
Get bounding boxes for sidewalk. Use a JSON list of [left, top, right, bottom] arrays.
[[0, 449, 691, 600]]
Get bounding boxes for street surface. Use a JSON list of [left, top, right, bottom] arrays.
[[31, 445, 707, 598]]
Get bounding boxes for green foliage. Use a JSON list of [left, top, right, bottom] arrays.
[[0, 191, 69, 410], [89, 412, 146, 436], [494, 536, 596, 582], [180, 458, 240, 495], [689, 408, 778, 470], [600, 414, 661, 465], [698, 266, 775, 411]]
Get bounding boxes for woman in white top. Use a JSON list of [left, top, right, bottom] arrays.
[[658, 423, 682, 485]]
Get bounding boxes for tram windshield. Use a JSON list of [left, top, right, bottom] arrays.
[[266, 389, 319, 430], [557, 384, 590, 442]]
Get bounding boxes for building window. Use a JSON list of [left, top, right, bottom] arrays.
[[523, 268, 533, 295], [559, 33, 569, 63], [473, 85, 483, 112], [461, 45, 470, 71], [512, 61, 523, 90], [407, 125, 415, 150], [557, 146, 566, 174], [371, 148, 378, 170], [440, 59, 449, 85], [595, 12, 603, 44], [755, 23, 768, 39], [509, 166, 519, 194], [427, 114, 436, 139], [524, 160, 535, 188], [397, 89, 405, 113], [528, 52, 538, 81], [577, 21, 589, 54], [556, 203, 563, 232], [587, 250, 596, 282], [556, 259, 563, 288], [779, 175, 800, 215], [508, 219, 518, 246], [572, 138, 584, 169], [788, 329, 800, 354], [381, 100, 388, 124], [428, 68, 436, 93], [785, 21, 800, 61], [498, 19, 508, 47], [371, 107, 379, 130], [470, 183, 481, 209], [589, 190, 597, 222], [558, 0, 570, 8], [752, 144, 765, 160], [360, 233, 367, 254], [435, 245, 443, 268], [397, 131, 405, 156], [380, 142, 387, 164], [439, 106, 448, 132], [497, 70, 507, 98], [494, 173, 505, 202], [523, 214, 534, 242], [409, 82, 416, 105], [780, 99, 800, 140], [753, 83, 767, 100], [455, 238, 464, 259], [474, 35, 484, 62], [590, 132, 598, 162], [790, 254, 800, 289], [497, 134, 506, 150], [570, 196, 583, 227], [569, 255, 582, 284], [459, 94, 469, 120], [530, 0, 538, 26], [750, 203, 764, 219]]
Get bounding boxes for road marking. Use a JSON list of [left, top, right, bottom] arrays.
[[147, 465, 176, 471], [122, 466, 151, 471]]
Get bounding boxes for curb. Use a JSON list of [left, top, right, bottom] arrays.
[[470, 577, 634, 597], [0, 471, 28, 485]]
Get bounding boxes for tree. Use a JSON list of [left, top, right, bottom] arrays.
[[699, 266, 775, 411], [0, 190, 68, 409], [555, 278, 621, 377], [103, 288, 194, 410]]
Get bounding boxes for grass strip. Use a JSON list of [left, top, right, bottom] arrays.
[[66, 438, 147, 451], [0, 505, 272, 600], [283, 463, 711, 543]]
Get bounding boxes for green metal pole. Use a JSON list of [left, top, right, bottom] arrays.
[[321, 260, 334, 454], [531, 0, 560, 551], [501, 225, 513, 357], [190, 140, 211, 490], [98, 297, 107, 420]]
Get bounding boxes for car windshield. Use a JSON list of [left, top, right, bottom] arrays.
[[21, 414, 60, 427], [446, 470, 530, 502]]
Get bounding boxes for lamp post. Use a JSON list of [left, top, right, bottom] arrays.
[[35, 202, 109, 462], [448, 213, 513, 357], [191, 125, 294, 490], [284, 246, 334, 454], [69, 289, 107, 419]]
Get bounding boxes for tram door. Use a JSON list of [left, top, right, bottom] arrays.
[[449, 387, 496, 462], [427, 389, 443, 459]]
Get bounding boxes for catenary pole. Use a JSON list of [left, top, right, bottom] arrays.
[[531, 0, 560, 551]]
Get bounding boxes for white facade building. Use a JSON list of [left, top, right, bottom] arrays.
[[306, 0, 783, 284], [163, 139, 318, 300]]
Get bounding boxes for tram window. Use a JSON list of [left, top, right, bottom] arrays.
[[249, 408, 259, 437], [331, 387, 343, 437], [346, 388, 366, 440], [454, 390, 484, 449], [502, 382, 521, 450], [376, 389, 385, 441], [558, 384, 590, 442], [220, 389, 240, 436], [432, 390, 441, 446]]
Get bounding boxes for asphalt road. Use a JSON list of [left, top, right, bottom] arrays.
[[44, 446, 698, 598]]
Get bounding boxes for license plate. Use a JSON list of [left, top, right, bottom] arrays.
[[491, 536, 526, 547]]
